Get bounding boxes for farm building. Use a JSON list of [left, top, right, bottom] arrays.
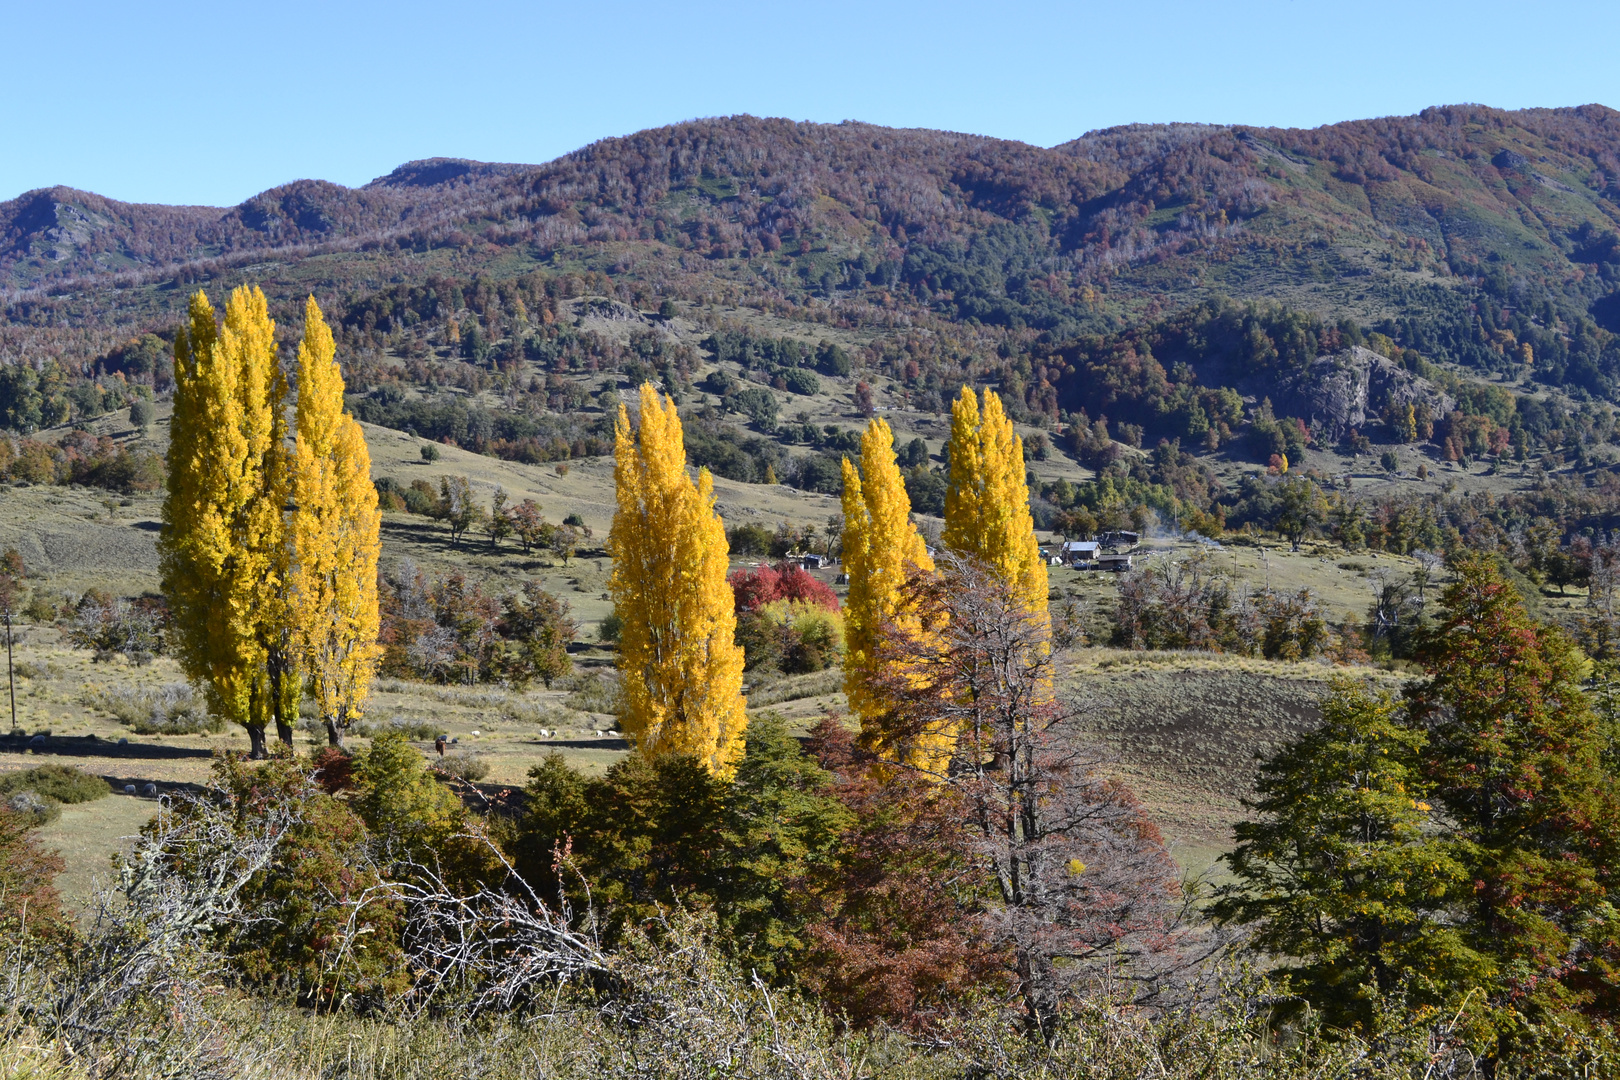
[[1059, 540, 1100, 565]]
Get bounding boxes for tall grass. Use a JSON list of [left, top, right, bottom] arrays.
[[80, 682, 224, 735], [745, 668, 843, 707]]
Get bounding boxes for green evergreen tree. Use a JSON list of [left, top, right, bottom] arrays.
[[1224, 557, 1620, 1059], [1213, 679, 1481, 1031], [514, 714, 851, 980], [714, 714, 852, 981], [1408, 555, 1620, 1044]]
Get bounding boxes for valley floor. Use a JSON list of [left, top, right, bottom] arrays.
[[2, 618, 1405, 902]]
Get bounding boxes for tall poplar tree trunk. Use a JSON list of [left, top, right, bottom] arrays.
[[272, 669, 295, 750]]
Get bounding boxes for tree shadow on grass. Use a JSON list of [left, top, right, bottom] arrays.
[[99, 777, 211, 799], [380, 517, 471, 556], [0, 734, 213, 761], [518, 736, 629, 751]]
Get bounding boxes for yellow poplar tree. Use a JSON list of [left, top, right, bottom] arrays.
[[289, 297, 382, 749], [159, 286, 288, 758], [159, 292, 220, 731], [610, 383, 747, 776], [841, 418, 936, 757], [943, 386, 1048, 623], [253, 300, 297, 749]]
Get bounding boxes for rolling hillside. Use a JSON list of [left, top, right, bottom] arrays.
[[8, 104, 1620, 360]]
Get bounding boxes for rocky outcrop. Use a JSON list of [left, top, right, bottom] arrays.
[[1272, 346, 1454, 441]]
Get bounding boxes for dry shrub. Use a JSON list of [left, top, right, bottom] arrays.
[[81, 682, 223, 734], [0, 764, 110, 805], [436, 752, 490, 783], [563, 669, 623, 714], [351, 717, 443, 741]]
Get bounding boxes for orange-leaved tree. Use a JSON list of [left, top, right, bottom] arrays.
[[610, 383, 747, 776], [289, 297, 382, 749], [868, 552, 1195, 1028], [1408, 554, 1620, 1044]]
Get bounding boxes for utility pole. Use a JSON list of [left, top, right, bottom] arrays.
[[0, 550, 21, 734], [4, 606, 13, 734]]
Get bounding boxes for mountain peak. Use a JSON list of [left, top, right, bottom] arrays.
[[366, 158, 529, 189]]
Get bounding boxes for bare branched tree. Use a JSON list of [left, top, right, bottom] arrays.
[[9, 786, 294, 1075], [871, 551, 1222, 1031], [378, 841, 608, 1017]]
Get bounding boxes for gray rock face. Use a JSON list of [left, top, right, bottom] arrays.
[[1273, 347, 1454, 441]]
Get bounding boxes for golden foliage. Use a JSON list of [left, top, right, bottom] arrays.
[[161, 287, 382, 755], [942, 387, 1048, 623], [840, 418, 942, 764], [159, 287, 290, 748], [610, 384, 747, 776], [290, 297, 382, 740]]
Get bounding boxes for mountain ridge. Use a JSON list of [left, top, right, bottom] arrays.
[[9, 103, 1620, 409], [10, 103, 1617, 298]]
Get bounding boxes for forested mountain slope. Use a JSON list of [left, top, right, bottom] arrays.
[[8, 103, 1620, 481], [8, 105, 1620, 330]]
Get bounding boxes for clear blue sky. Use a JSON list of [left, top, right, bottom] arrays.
[[7, 0, 1619, 207]]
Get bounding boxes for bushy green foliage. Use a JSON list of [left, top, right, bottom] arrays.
[[348, 392, 612, 463], [726, 385, 779, 431], [682, 417, 784, 483], [195, 755, 407, 1005], [1411, 556, 1620, 1043], [0, 765, 110, 806], [352, 733, 505, 892], [726, 521, 775, 555], [702, 328, 811, 372], [513, 715, 850, 979], [354, 734, 458, 838], [781, 368, 820, 396], [0, 361, 72, 433], [100, 333, 173, 388], [516, 750, 728, 935], [735, 600, 843, 675], [498, 580, 574, 688], [710, 715, 853, 981], [1213, 680, 1479, 1031], [0, 430, 164, 493], [1223, 556, 1620, 1059], [902, 464, 947, 516], [815, 341, 852, 376]]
